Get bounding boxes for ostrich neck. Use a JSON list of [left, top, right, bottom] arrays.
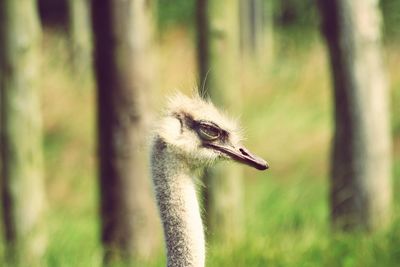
[[151, 137, 205, 267]]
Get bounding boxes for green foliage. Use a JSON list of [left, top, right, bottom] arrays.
[[157, 0, 196, 32], [392, 80, 400, 136], [273, 0, 319, 30], [381, 0, 400, 40], [155, 0, 400, 41]]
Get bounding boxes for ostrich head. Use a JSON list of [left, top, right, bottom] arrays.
[[155, 93, 268, 170]]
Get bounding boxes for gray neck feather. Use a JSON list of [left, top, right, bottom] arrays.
[[151, 137, 205, 267]]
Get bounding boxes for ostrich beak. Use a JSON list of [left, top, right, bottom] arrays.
[[204, 143, 269, 170]]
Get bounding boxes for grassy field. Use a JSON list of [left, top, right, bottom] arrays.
[[1, 27, 399, 266]]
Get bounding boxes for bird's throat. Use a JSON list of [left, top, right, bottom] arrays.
[[151, 137, 205, 267]]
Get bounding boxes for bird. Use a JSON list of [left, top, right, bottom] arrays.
[[150, 93, 268, 267]]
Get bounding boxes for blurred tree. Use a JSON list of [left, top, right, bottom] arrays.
[[91, 0, 160, 264], [0, 0, 47, 266], [239, 0, 273, 65], [318, 0, 392, 230], [197, 0, 244, 243], [37, 0, 67, 27], [67, 0, 92, 72]]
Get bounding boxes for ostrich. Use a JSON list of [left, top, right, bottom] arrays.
[[150, 93, 268, 267]]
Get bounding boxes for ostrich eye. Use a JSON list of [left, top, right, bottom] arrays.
[[197, 122, 221, 141]]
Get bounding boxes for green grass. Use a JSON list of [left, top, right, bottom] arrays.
[[1, 28, 400, 266], [205, 163, 400, 267]]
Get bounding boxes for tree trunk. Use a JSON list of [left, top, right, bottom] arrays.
[[0, 0, 47, 266], [318, 0, 392, 230], [67, 0, 92, 72], [239, 0, 273, 64], [91, 0, 160, 264], [197, 0, 244, 243]]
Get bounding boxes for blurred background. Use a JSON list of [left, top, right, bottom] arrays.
[[0, 0, 399, 266]]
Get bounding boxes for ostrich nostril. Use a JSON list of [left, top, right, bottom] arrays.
[[239, 147, 250, 156]]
